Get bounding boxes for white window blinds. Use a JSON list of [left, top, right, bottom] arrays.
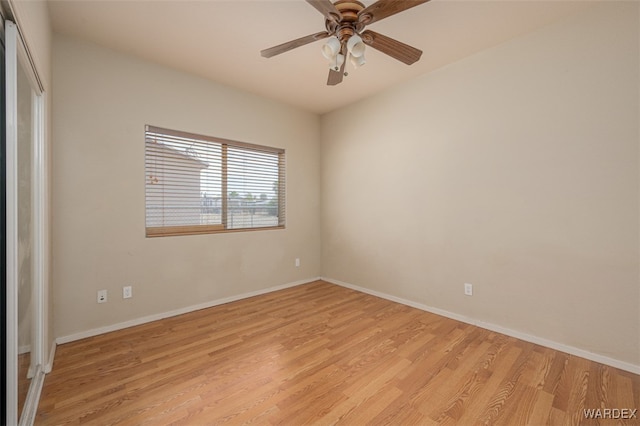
[[145, 125, 285, 237]]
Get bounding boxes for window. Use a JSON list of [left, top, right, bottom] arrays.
[[145, 125, 285, 237]]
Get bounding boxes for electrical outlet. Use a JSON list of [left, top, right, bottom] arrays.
[[295, 258, 300, 267], [123, 286, 132, 299], [97, 289, 107, 303], [464, 283, 473, 296]]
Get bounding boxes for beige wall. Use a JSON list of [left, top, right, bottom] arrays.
[[52, 35, 321, 338], [321, 3, 639, 366]]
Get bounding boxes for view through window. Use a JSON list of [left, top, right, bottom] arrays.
[[145, 125, 285, 237]]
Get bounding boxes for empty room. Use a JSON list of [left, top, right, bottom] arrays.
[[2, 0, 639, 424]]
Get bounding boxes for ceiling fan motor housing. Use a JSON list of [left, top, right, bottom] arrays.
[[326, 0, 367, 41]]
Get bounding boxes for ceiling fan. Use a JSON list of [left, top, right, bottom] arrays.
[[261, 0, 430, 86]]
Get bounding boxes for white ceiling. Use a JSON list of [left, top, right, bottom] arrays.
[[48, 0, 595, 114]]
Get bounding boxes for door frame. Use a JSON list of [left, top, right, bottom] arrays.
[[4, 17, 47, 425]]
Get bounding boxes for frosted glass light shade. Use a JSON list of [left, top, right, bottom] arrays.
[[350, 53, 366, 68], [322, 37, 341, 60], [347, 34, 365, 58]]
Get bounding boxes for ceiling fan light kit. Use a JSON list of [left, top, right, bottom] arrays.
[[261, 0, 430, 86], [323, 34, 363, 70]]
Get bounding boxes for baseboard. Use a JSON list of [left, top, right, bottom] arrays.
[[56, 277, 321, 346], [322, 276, 640, 375]]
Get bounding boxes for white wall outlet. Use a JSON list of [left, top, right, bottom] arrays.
[[464, 283, 473, 296], [97, 289, 107, 303], [123, 286, 132, 299], [295, 258, 300, 267]]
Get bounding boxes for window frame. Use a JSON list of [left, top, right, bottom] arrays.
[[145, 125, 285, 237]]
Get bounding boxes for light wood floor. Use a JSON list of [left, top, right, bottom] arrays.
[[37, 281, 639, 425]]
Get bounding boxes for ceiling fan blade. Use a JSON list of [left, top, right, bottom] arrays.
[[358, 0, 430, 26], [306, 0, 342, 22], [361, 30, 422, 65], [327, 54, 347, 86], [261, 31, 331, 58]]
